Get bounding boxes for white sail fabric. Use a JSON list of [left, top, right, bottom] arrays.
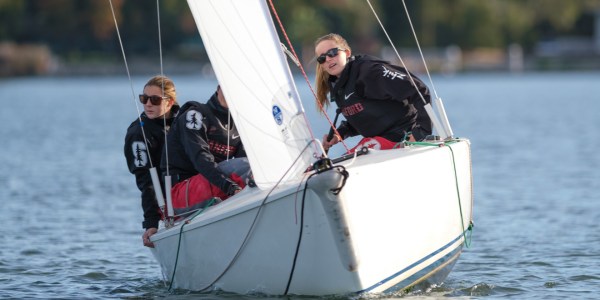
[[187, 0, 319, 189]]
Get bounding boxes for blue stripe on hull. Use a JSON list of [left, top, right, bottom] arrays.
[[361, 234, 465, 294]]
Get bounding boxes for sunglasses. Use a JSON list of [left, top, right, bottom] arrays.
[[139, 94, 169, 105], [317, 48, 343, 64]]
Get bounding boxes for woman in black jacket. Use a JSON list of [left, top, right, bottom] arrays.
[[314, 33, 432, 152], [161, 86, 250, 219], [124, 75, 179, 247]]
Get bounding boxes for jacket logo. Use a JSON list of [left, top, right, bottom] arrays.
[[341, 103, 364, 117], [344, 92, 355, 100], [131, 141, 148, 167], [209, 140, 237, 158], [358, 138, 382, 150], [186, 110, 203, 130], [382, 66, 406, 80], [231, 133, 240, 139]]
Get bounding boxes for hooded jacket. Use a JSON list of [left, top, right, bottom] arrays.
[[124, 104, 179, 229], [161, 92, 246, 194], [329, 55, 432, 142]]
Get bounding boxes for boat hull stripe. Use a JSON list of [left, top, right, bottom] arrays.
[[361, 233, 466, 293]]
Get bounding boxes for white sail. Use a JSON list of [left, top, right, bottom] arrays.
[[187, 0, 319, 189]]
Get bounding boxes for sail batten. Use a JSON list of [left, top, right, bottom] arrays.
[[187, 0, 319, 189]]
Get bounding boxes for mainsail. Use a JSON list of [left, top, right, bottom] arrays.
[[187, 0, 319, 189]]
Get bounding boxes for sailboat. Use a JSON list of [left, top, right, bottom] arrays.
[[149, 0, 473, 296]]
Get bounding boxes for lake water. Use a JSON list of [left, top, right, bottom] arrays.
[[1, 71, 599, 299]]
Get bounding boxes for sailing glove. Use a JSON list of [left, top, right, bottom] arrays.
[[224, 179, 242, 196]]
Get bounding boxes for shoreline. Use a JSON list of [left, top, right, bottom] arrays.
[[2, 46, 600, 78]]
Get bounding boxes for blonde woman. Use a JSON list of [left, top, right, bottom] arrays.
[[124, 75, 179, 248], [314, 33, 432, 152]]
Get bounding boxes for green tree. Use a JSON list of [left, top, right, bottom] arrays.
[[0, 0, 598, 65]]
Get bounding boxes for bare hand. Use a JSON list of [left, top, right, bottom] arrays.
[[322, 134, 340, 152], [142, 227, 158, 248]]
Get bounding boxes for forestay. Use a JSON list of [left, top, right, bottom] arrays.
[[187, 0, 319, 189]]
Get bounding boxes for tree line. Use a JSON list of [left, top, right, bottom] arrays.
[[0, 0, 598, 64]]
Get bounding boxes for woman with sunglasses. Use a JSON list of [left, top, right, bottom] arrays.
[[314, 33, 432, 153], [124, 75, 179, 248]]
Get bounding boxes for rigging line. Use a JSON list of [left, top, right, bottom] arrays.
[[196, 34, 282, 138], [226, 0, 311, 134], [167, 198, 217, 291], [285, 163, 348, 294], [284, 173, 312, 295], [207, 1, 280, 97], [194, 29, 303, 161], [193, 2, 296, 144], [156, 0, 171, 176], [400, 0, 439, 100], [157, 0, 164, 77], [446, 144, 472, 248], [109, 0, 154, 169], [226, 108, 231, 161], [292, 172, 309, 224], [196, 139, 318, 292], [365, 0, 429, 106], [225, 1, 318, 151], [267, 0, 350, 154], [405, 140, 473, 248]]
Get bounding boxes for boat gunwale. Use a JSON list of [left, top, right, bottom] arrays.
[[151, 141, 469, 242]]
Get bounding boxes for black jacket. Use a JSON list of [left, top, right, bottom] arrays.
[[161, 92, 246, 194], [329, 55, 432, 142], [124, 104, 179, 229]]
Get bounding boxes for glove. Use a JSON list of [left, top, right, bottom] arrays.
[[225, 181, 242, 196]]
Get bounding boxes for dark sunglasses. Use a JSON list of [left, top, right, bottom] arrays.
[[139, 94, 169, 105], [317, 47, 343, 64]]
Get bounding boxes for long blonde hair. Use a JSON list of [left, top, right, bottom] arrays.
[[145, 75, 178, 105], [314, 33, 351, 114]]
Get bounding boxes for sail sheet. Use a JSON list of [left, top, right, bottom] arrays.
[[187, 0, 319, 189]]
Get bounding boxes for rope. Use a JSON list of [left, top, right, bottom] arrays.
[[283, 174, 311, 295], [156, 0, 172, 178], [158, 2, 327, 289], [267, 0, 350, 154], [406, 140, 473, 247], [108, 0, 154, 168], [399, 0, 440, 100], [365, 0, 429, 107], [168, 198, 217, 291], [175, 140, 319, 292], [284, 163, 348, 295], [446, 145, 473, 248]]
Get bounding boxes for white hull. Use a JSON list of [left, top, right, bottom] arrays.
[[150, 139, 473, 296]]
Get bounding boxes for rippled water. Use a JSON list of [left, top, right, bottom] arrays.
[[1, 72, 599, 299]]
